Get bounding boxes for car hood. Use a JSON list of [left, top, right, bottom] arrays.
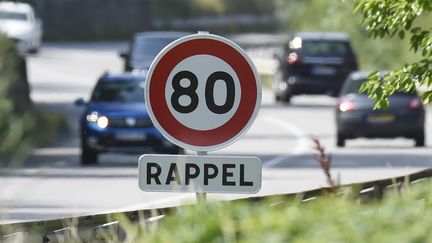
[[0, 20, 31, 38], [86, 102, 149, 117]]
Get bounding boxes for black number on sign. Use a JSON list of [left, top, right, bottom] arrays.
[[171, 71, 235, 114], [171, 71, 199, 114], [205, 71, 235, 114]]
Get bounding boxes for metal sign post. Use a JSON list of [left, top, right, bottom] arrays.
[[196, 150, 207, 203]]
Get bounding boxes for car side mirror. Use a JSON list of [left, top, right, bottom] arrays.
[[74, 98, 86, 106]]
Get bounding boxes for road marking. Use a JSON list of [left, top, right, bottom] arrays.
[[261, 115, 310, 168], [111, 194, 193, 213]]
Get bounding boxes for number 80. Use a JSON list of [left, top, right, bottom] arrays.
[[171, 71, 235, 114]]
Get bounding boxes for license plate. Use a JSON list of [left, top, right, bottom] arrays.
[[367, 114, 395, 123], [116, 132, 146, 141], [311, 66, 336, 75]]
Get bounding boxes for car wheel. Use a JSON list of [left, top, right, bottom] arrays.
[[414, 129, 425, 147], [273, 71, 283, 102], [28, 47, 39, 54], [81, 146, 98, 165], [282, 92, 292, 103], [336, 132, 346, 147]]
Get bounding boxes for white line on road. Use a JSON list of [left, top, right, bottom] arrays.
[[261, 115, 310, 168], [110, 194, 193, 213]]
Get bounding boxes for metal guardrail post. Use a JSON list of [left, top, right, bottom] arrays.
[[372, 183, 384, 199]]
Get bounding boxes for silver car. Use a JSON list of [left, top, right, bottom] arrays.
[[0, 1, 43, 54]]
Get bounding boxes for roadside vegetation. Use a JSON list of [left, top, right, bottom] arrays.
[[354, 0, 432, 108], [0, 35, 66, 166], [88, 178, 432, 242], [34, 140, 425, 242], [111, 139, 431, 242]]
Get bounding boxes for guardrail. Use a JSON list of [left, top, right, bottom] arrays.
[[2, 168, 432, 242]]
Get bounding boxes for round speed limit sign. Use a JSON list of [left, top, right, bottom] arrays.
[[145, 33, 261, 151]]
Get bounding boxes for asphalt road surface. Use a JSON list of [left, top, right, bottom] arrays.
[[0, 43, 431, 224]]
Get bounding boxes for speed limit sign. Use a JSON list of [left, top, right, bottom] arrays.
[[145, 33, 261, 151]]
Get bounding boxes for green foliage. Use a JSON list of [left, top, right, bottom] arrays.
[[94, 181, 432, 242], [354, 0, 432, 108], [0, 34, 66, 166], [0, 34, 33, 165]]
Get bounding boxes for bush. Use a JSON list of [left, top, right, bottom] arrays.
[[0, 34, 66, 166], [113, 181, 432, 242]]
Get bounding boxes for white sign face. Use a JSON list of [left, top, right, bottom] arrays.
[[138, 154, 262, 194], [145, 33, 261, 151], [165, 54, 242, 131]]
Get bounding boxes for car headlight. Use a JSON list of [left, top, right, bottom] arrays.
[[86, 112, 99, 122], [96, 116, 109, 129], [85, 112, 109, 128]]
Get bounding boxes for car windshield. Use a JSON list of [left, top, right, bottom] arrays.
[[343, 78, 366, 94], [90, 79, 145, 103], [343, 78, 415, 96], [300, 41, 351, 57], [0, 11, 28, 21], [131, 36, 178, 62]]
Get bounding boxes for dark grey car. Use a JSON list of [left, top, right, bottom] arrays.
[[336, 71, 425, 147], [120, 31, 190, 71], [273, 32, 358, 102]]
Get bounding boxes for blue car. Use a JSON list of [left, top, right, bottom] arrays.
[[75, 72, 180, 165]]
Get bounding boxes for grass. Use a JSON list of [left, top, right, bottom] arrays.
[[92, 179, 432, 243], [92, 139, 432, 242]]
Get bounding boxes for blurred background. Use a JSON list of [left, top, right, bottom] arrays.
[[0, 0, 431, 224], [19, 0, 429, 69]]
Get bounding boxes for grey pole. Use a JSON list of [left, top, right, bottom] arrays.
[[196, 151, 207, 203]]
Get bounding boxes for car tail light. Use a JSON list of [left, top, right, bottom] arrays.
[[408, 97, 422, 109], [338, 96, 356, 112], [286, 52, 300, 64]]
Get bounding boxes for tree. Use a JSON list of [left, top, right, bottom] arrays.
[[353, 0, 432, 108]]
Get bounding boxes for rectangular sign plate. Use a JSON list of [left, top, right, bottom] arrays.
[[138, 154, 262, 194]]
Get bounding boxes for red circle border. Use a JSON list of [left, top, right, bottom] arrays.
[[148, 38, 258, 147]]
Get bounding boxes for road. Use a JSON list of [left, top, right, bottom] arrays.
[[0, 43, 431, 224]]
